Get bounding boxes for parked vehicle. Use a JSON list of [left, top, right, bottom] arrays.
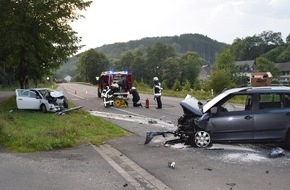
[[97, 71, 133, 98], [15, 88, 68, 113], [145, 86, 290, 148]]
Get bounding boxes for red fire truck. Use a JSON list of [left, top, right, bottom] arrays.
[[97, 71, 133, 98]]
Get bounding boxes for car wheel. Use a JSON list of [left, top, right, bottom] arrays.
[[40, 104, 47, 113], [194, 131, 211, 148]]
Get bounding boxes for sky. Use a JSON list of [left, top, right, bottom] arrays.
[[71, 0, 290, 53]]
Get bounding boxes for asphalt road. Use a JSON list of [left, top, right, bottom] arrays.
[[1, 83, 290, 190], [58, 83, 290, 190]]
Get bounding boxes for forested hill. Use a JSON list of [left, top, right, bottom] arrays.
[[96, 33, 228, 65], [56, 33, 227, 78]]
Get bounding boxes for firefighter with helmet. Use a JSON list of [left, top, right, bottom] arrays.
[[153, 77, 162, 109], [130, 87, 142, 107], [102, 83, 119, 107]]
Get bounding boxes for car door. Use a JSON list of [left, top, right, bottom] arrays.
[[254, 93, 290, 142], [16, 89, 41, 110], [208, 94, 255, 142]]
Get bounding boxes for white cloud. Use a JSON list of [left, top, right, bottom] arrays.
[[71, 0, 290, 53]]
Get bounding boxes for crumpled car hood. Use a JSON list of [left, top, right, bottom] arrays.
[[50, 91, 64, 98], [180, 95, 203, 117]]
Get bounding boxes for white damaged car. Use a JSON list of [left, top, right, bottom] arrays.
[[15, 88, 68, 113]]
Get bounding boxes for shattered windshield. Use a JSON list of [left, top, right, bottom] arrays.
[[38, 89, 49, 97], [202, 87, 249, 113]]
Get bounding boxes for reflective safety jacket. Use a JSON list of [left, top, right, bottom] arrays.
[[153, 81, 162, 96]]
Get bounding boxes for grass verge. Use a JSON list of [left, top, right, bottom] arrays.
[[0, 96, 131, 152], [138, 87, 213, 100]]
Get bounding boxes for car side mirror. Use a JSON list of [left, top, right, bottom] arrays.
[[210, 107, 218, 114]]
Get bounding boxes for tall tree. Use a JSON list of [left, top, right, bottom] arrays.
[[0, 0, 92, 88], [286, 34, 290, 44], [255, 57, 281, 78], [76, 49, 109, 84], [259, 31, 284, 45], [162, 57, 180, 89], [130, 50, 146, 82], [145, 43, 175, 83], [114, 51, 134, 71], [206, 68, 234, 94], [230, 31, 284, 61], [215, 48, 236, 74], [179, 51, 204, 87]]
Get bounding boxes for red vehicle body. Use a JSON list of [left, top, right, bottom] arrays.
[[97, 71, 133, 98]]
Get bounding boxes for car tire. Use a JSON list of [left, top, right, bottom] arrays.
[[40, 104, 47, 113], [194, 131, 211, 148]]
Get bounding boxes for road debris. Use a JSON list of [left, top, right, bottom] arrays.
[[204, 167, 213, 171], [57, 106, 82, 115], [226, 183, 236, 187], [168, 162, 175, 168], [268, 147, 285, 158], [148, 120, 158, 124]]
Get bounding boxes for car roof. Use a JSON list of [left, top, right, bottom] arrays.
[[246, 86, 290, 93], [202, 86, 290, 113], [29, 88, 49, 91]]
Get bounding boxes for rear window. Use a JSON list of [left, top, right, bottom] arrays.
[[259, 93, 281, 109], [284, 93, 290, 108]]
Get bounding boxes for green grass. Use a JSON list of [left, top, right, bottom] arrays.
[[0, 86, 16, 92], [0, 96, 131, 152], [138, 87, 213, 100]]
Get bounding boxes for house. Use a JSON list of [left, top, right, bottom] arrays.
[[234, 60, 290, 84], [64, 75, 72, 83], [198, 65, 212, 81], [276, 62, 290, 83], [235, 60, 255, 77]]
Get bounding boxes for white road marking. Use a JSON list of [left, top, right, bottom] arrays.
[[92, 144, 172, 190], [112, 107, 144, 117], [89, 111, 175, 130]]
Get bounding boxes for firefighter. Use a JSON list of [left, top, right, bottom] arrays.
[[103, 83, 119, 107], [153, 77, 163, 109], [130, 87, 142, 107]]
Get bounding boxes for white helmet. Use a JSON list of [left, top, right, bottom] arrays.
[[131, 87, 136, 90], [153, 77, 159, 81]]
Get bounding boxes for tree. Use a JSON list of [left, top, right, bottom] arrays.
[[130, 51, 147, 82], [0, 0, 92, 88], [259, 31, 284, 45], [76, 49, 109, 84], [255, 57, 281, 78], [162, 57, 180, 89], [215, 48, 235, 71], [172, 79, 182, 91], [179, 51, 204, 86], [145, 43, 176, 83], [230, 31, 284, 61], [286, 34, 290, 44], [206, 68, 234, 94], [114, 51, 134, 71], [183, 80, 191, 91]]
